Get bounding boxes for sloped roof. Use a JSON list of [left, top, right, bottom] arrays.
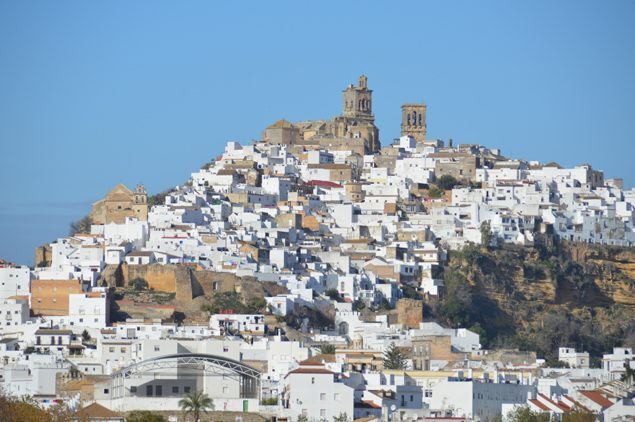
[[267, 119, 295, 129], [75, 402, 122, 419], [579, 390, 614, 409]]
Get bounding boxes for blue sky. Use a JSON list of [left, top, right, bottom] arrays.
[[1, 1, 634, 264]]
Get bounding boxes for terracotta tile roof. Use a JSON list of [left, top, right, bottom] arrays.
[[286, 367, 335, 376], [299, 354, 337, 365], [529, 399, 550, 411], [359, 400, 382, 409], [75, 402, 122, 419], [537, 393, 570, 412], [307, 180, 343, 188], [307, 163, 351, 170], [563, 395, 590, 412], [578, 390, 614, 409], [267, 119, 295, 129], [35, 329, 72, 335]]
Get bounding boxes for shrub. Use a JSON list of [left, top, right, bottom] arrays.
[[436, 175, 459, 190], [128, 278, 149, 290]]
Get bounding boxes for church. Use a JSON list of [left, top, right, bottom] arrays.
[[90, 184, 148, 224], [263, 75, 381, 155], [263, 75, 429, 154]]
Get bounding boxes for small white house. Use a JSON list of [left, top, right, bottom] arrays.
[[125, 251, 155, 265]]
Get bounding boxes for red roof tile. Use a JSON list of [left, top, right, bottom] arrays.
[[578, 390, 614, 409]]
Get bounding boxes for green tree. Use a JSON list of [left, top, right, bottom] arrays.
[[440, 268, 473, 327], [201, 291, 244, 314], [297, 415, 309, 422], [427, 185, 444, 199], [562, 407, 594, 422], [383, 342, 406, 370], [543, 358, 570, 368], [69, 215, 92, 236], [480, 220, 493, 247], [128, 277, 149, 290], [325, 289, 342, 302], [505, 405, 550, 422], [621, 359, 635, 386], [319, 343, 336, 354], [436, 175, 459, 190], [246, 297, 266, 313], [178, 390, 214, 422], [81, 329, 91, 342], [147, 189, 172, 207], [127, 411, 166, 422], [352, 299, 366, 311], [468, 323, 489, 349]]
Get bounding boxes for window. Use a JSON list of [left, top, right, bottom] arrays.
[[109, 347, 115, 353], [184, 386, 191, 393], [130, 386, 137, 393], [320, 409, 326, 417], [223, 386, 229, 394], [154, 346, 160, 352], [156, 386, 162, 396], [146, 385, 153, 396], [311, 377, 315, 384], [320, 393, 326, 400], [334, 393, 340, 400], [103, 389, 109, 394], [172, 386, 179, 394], [121, 347, 127, 353]]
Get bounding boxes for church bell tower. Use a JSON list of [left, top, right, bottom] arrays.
[[401, 103, 427, 142], [342, 74, 373, 120]]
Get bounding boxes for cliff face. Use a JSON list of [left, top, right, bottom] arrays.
[[438, 240, 635, 358]]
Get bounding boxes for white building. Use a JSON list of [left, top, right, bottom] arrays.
[[0, 265, 31, 299]]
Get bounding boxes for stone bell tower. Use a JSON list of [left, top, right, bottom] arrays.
[[401, 103, 427, 142], [342, 74, 373, 120], [132, 184, 148, 221]]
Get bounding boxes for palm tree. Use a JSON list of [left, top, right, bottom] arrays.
[[178, 390, 214, 422]]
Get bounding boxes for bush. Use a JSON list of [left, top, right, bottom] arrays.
[[260, 397, 278, 406], [325, 289, 343, 302], [427, 185, 444, 199], [127, 411, 166, 422], [319, 344, 336, 354], [128, 278, 149, 290], [436, 175, 459, 190], [69, 215, 92, 236], [202, 291, 248, 314]]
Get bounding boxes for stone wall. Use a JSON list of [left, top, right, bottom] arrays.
[[34, 244, 53, 267], [396, 298, 423, 329], [122, 264, 181, 293]]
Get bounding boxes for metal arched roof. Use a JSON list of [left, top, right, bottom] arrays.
[[113, 353, 261, 380]]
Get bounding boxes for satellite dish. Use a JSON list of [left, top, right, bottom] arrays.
[[390, 404, 396, 411]]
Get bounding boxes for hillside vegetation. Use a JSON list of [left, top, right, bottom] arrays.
[[430, 236, 635, 361]]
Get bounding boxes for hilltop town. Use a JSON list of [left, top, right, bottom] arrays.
[[1, 76, 635, 421]]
